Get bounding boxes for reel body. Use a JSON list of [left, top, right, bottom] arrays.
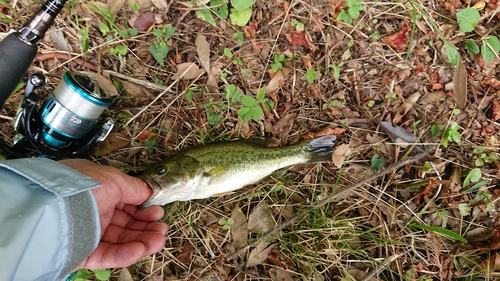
[[1, 72, 114, 159]]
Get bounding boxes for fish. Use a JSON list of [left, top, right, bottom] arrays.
[[139, 135, 336, 208]]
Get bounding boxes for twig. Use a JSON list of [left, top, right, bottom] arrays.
[[360, 254, 401, 281], [34, 53, 99, 71], [225, 150, 433, 261], [103, 70, 176, 94]]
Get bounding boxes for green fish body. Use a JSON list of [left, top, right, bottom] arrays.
[[139, 135, 336, 207]]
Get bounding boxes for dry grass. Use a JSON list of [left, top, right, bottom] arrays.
[[1, 0, 500, 280]]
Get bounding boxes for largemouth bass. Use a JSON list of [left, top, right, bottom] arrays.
[[139, 135, 336, 207]]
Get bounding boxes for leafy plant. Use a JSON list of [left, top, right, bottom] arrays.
[[149, 26, 176, 66], [71, 269, 111, 281], [463, 168, 482, 187], [291, 18, 304, 31], [196, 0, 256, 27], [336, 0, 364, 25], [224, 84, 242, 104], [473, 146, 499, 166], [370, 154, 386, 170], [440, 122, 461, 148], [237, 88, 273, 122], [80, 26, 90, 52], [271, 53, 285, 72], [109, 45, 128, 56], [456, 7, 480, 32], [218, 217, 234, 230], [305, 69, 319, 83]]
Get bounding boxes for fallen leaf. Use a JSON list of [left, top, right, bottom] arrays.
[[171, 62, 206, 80], [302, 127, 346, 139], [482, 77, 500, 88], [414, 182, 440, 203], [248, 203, 274, 233], [81, 72, 119, 97], [492, 100, 500, 121], [117, 268, 134, 281], [231, 207, 248, 249], [381, 22, 410, 50], [49, 30, 73, 52], [266, 69, 285, 93], [379, 121, 418, 144], [246, 241, 274, 268], [177, 241, 195, 266], [195, 33, 211, 74], [273, 113, 296, 138], [136, 129, 156, 142], [107, 0, 125, 15], [150, 0, 168, 11], [453, 59, 467, 109], [331, 143, 350, 168], [269, 268, 294, 281], [93, 132, 130, 156], [475, 252, 500, 275], [133, 11, 155, 31], [285, 30, 317, 50]]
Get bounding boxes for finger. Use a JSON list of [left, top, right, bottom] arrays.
[[84, 241, 147, 269], [102, 222, 168, 244], [124, 204, 165, 221]]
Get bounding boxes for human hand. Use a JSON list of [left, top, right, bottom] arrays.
[[59, 159, 168, 269]]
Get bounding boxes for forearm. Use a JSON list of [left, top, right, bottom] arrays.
[[0, 158, 101, 281]]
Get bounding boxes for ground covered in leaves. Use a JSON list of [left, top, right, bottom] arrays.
[[1, 0, 500, 280]]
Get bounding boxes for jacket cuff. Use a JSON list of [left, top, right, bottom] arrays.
[[0, 158, 101, 279]]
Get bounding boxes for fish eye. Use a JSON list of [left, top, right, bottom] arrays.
[[156, 167, 166, 175]]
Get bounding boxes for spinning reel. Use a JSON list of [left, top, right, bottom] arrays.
[[0, 72, 114, 159]]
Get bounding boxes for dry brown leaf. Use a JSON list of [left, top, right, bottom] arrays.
[[475, 252, 500, 275], [246, 241, 274, 268], [331, 143, 350, 168], [117, 268, 134, 281], [302, 127, 346, 139], [453, 59, 467, 109], [269, 268, 294, 281], [381, 22, 410, 50], [231, 207, 248, 249], [248, 203, 274, 233], [171, 62, 205, 80], [195, 33, 211, 74], [177, 241, 195, 266], [150, 0, 168, 11], [492, 100, 500, 121], [49, 30, 73, 52], [273, 113, 296, 138], [134, 11, 155, 31], [266, 68, 291, 93], [80, 72, 119, 97], [93, 132, 130, 156], [107, 0, 124, 15], [136, 129, 156, 142]]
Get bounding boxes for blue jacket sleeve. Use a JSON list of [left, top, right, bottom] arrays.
[[0, 158, 101, 281]]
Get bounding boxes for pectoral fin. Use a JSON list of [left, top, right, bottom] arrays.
[[204, 165, 229, 178]]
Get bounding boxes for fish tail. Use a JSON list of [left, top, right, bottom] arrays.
[[304, 135, 336, 163]]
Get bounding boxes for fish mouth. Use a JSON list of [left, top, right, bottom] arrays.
[[139, 175, 163, 208]]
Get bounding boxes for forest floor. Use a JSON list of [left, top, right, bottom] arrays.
[[1, 0, 500, 280]]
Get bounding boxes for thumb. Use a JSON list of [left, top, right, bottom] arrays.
[[116, 174, 153, 206]]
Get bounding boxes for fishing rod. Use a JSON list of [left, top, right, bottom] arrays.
[[0, 0, 114, 159]]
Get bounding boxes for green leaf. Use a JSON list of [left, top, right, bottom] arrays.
[[152, 29, 163, 37], [409, 223, 467, 243], [99, 22, 110, 36], [463, 168, 482, 187], [241, 68, 252, 80], [94, 269, 112, 281], [465, 40, 480, 54], [456, 8, 480, 33], [444, 41, 460, 69], [196, 8, 216, 26], [250, 106, 263, 120], [457, 203, 471, 217], [72, 269, 91, 280], [225, 84, 236, 96], [481, 36, 500, 63], [145, 137, 156, 154], [163, 26, 176, 39], [211, 0, 228, 19], [232, 89, 242, 103], [431, 124, 440, 137], [305, 69, 318, 83], [232, 32, 245, 42], [230, 0, 255, 11], [206, 110, 219, 125], [223, 47, 233, 58], [257, 87, 266, 102], [237, 107, 253, 122], [149, 41, 169, 66], [230, 7, 252, 26], [370, 154, 386, 170], [241, 95, 258, 107], [218, 218, 227, 225], [336, 10, 352, 25]]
